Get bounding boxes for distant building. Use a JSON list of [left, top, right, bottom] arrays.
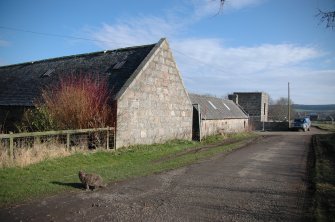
[[309, 113, 318, 121], [189, 94, 249, 140], [229, 92, 269, 122], [326, 115, 334, 123]]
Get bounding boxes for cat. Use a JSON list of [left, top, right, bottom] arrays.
[[78, 171, 106, 191]]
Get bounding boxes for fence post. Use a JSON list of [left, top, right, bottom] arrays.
[[9, 132, 14, 160], [114, 128, 116, 150], [35, 136, 41, 144], [106, 127, 110, 149], [66, 133, 70, 150]]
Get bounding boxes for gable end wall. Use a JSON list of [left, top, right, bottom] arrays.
[[116, 40, 192, 148]]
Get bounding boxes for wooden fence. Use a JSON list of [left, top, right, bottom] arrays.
[[0, 127, 115, 159]]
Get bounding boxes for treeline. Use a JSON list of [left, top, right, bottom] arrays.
[[293, 104, 335, 112]]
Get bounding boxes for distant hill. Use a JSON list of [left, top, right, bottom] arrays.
[[293, 104, 335, 112]]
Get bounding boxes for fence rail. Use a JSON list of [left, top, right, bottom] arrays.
[[0, 127, 115, 159]]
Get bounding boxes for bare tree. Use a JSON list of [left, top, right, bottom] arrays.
[[268, 97, 295, 121], [217, 0, 335, 29], [317, 9, 335, 28], [219, 0, 226, 11]]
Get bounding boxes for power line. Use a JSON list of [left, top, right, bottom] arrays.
[[0, 25, 124, 45], [0, 25, 229, 73]]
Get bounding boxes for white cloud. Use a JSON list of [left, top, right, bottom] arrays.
[[87, 1, 334, 104], [182, 63, 335, 104], [90, 0, 268, 49], [91, 16, 180, 50], [171, 38, 328, 104], [261, 69, 335, 104], [224, 0, 265, 10], [173, 38, 321, 75]]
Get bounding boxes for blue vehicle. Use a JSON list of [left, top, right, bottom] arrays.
[[292, 117, 311, 132]]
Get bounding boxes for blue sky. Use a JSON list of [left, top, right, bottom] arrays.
[[0, 0, 334, 105]]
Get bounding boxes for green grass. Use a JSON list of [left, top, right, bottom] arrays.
[[0, 132, 256, 207], [313, 123, 335, 132], [312, 133, 335, 221]]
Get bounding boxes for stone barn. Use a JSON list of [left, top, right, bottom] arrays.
[[0, 38, 193, 148], [189, 94, 249, 140]]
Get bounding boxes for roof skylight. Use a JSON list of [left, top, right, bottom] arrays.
[[223, 102, 230, 110], [113, 60, 126, 69], [208, 101, 217, 109], [40, 69, 55, 78]]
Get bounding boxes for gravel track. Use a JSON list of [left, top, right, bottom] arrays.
[[0, 129, 324, 221]]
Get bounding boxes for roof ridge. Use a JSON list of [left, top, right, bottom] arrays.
[[233, 92, 265, 94], [189, 93, 227, 100], [0, 43, 156, 69], [189, 93, 249, 120]]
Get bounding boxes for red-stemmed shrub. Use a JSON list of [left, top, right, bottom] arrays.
[[19, 74, 114, 132], [41, 74, 113, 129]]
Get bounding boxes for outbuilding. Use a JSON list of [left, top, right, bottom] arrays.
[[189, 94, 249, 140]]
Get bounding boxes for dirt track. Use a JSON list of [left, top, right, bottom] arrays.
[[0, 128, 325, 221]]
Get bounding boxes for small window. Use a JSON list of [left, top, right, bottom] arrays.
[[40, 69, 55, 78], [208, 101, 217, 109], [113, 60, 126, 69]]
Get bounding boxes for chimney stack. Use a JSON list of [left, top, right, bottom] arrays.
[[228, 94, 238, 104]]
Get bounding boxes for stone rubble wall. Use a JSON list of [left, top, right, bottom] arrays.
[[201, 119, 249, 139], [116, 40, 192, 148], [232, 93, 269, 122], [251, 121, 289, 131]]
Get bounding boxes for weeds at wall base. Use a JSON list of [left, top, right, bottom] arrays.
[[0, 141, 90, 168]]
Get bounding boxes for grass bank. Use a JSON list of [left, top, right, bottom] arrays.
[[313, 123, 335, 132], [312, 133, 335, 221], [0, 132, 257, 207]]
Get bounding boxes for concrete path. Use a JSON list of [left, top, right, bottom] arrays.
[[0, 131, 318, 221]]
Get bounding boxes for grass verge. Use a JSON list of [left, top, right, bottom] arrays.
[[0, 132, 257, 207], [311, 133, 335, 221], [313, 123, 335, 132]]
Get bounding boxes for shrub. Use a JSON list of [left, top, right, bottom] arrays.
[[20, 74, 114, 131], [18, 105, 57, 132]]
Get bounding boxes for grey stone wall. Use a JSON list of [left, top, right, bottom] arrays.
[[230, 92, 269, 122], [116, 40, 192, 148], [251, 121, 289, 131], [201, 119, 249, 138]]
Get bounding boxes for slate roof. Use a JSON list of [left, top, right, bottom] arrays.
[[189, 93, 248, 120], [0, 41, 158, 106]]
